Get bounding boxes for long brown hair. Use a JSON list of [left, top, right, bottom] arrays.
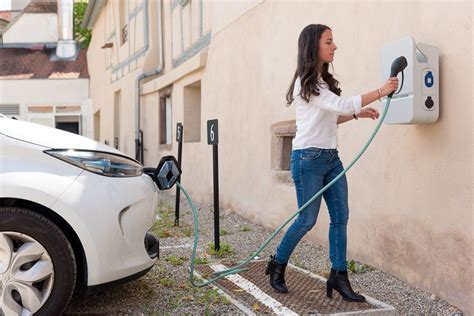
[[286, 24, 341, 105]]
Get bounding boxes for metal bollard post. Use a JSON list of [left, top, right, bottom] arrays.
[[175, 123, 183, 226], [207, 119, 220, 251]]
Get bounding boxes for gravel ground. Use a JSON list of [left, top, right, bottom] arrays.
[[66, 191, 463, 315]]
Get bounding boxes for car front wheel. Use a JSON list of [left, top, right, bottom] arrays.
[[0, 207, 76, 315]]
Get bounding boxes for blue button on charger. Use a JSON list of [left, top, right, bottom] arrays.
[[425, 71, 434, 88]]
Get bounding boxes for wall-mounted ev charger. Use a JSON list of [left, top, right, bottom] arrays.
[[382, 36, 439, 124]]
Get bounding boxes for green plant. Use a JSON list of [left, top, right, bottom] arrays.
[[160, 277, 175, 288], [153, 226, 172, 238], [240, 225, 251, 232], [165, 255, 187, 266], [194, 257, 209, 265], [221, 296, 230, 305], [209, 242, 233, 257], [347, 259, 371, 273], [73, 0, 92, 48], [156, 267, 166, 274], [151, 206, 192, 238], [167, 296, 180, 309], [220, 229, 229, 236], [197, 289, 222, 305], [183, 226, 193, 237]]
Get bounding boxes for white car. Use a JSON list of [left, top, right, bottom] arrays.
[[0, 114, 168, 315]]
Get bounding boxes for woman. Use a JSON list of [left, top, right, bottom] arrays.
[[266, 24, 399, 302]]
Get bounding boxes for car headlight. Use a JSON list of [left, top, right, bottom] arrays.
[[44, 149, 143, 177]]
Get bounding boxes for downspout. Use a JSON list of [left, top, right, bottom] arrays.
[[135, 0, 165, 164]]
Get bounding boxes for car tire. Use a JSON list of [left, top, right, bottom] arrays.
[[0, 207, 76, 315]]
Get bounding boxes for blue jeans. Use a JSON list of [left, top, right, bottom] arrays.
[[275, 148, 349, 271]]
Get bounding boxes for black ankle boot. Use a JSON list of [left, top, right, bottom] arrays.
[[265, 255, 288, 293], [326, 269, 365, 302]]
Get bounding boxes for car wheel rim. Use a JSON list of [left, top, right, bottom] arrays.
[[0, 232, 54, 315]]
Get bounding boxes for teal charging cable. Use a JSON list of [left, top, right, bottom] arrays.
[[178, 96, 392, 287]]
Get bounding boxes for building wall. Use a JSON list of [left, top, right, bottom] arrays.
[[0, 79, 92, 138], [210, 0, 262, 35], [88, 0, 153, 151], [2, 13, 57, 43], [86, 0, 473, 313], [87, 0, 251, 153], [11, 0, 31, 12], [184, 2, 473, 312]]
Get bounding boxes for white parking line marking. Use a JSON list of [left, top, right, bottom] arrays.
[[160, 243, 194, 249], [192, 269, 256, 316], [210, 263, 298, 316]]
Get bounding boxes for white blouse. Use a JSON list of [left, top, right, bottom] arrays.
[[292, 77, 362, 149]]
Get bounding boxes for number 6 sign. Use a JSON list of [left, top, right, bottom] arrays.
[[207, 119, 218, 145]]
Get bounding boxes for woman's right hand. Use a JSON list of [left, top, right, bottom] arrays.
[[380, 77, 399, 97]]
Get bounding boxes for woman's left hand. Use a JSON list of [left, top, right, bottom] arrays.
[[357, 107, 380, 120]]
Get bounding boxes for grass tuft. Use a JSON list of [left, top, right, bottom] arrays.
[[208, 242, 233, 257]]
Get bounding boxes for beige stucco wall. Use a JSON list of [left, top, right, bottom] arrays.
[[86, 0, 473, 313], [209, 0, 263, 35], [2, 13, 57, 43]]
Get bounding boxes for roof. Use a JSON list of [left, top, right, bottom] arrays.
[[0, 11, 13, 22], [0, 47, 89, 79], [23, 1, 57, 14]]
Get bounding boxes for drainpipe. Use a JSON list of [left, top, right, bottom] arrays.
[[56, 0, 77, 59], [135, 0, 165, 164]]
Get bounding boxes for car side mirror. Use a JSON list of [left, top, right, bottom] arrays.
[[144, 156, 181, 190]]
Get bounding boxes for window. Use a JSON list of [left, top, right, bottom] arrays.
[[27, 106, 54, 128], [0, 104, 20, 118], [55, 115, 81, 135], [26, 105, 82, 132], [56, 106, 81, 113], [27, 106, 53, 113], [279, 137, 293, 170], [183, 80, 201, 142], [182, 0, 192, 49], [159, 87, 172, 145], [171, 0, 194, 60], [160, 97, 172, 144], [271, 120, 296, 185]]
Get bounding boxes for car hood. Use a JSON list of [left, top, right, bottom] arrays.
[[0, 116, 122, 155]]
